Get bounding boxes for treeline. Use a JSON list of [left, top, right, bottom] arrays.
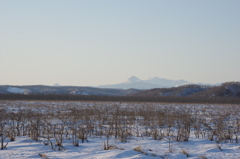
[[1, 94, 240, 104]]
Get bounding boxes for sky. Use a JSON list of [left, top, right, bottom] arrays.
[[0, 0, 240, 86]]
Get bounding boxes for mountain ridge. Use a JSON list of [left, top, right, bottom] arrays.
[[0, 85, 140, 96], [98, 76, 194, 89], [128, 82, 240, 98], [0, 82, 239, 98]]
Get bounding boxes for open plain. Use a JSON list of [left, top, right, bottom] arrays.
[[0, 100, 240, 159]]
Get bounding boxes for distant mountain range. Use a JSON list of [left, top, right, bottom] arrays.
[[98, 76, 217, 89], [0, 81, 239, 98]]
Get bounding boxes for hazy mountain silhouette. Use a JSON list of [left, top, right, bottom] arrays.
[[98, 76, 192, 89]]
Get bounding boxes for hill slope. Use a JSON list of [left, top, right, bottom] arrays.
[[190, 82, 240, 97], [129, 82, 240, 98], [0, 85, 140, 96]]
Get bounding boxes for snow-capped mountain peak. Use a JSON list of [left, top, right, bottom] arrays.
[[53, 83, 61, 87], [126, 76, 141, 83]]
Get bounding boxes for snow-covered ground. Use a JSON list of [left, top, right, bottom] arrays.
[[1, 135, 240, 159], [0, 101, 240, 159]]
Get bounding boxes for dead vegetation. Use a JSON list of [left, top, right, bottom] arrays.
[[0, 100, 239, 155], [39, 153, 49, 159], [181, 149, 189, 157], [134, 146, 143, 153], [133, 146, 149, 155], [216, 144, 222, 151], [198, 154, 208, 159]]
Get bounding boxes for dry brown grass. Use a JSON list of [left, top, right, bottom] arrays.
[[39, 153, 49, 159], [104, 142, 123, 150], [198, 154, 208, 159], [181, 149, 189, 157], [133, 146, 149, 155], [134, 146, 143, 153]]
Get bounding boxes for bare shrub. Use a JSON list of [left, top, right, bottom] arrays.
[[55, 141, 64, 151], [0, 101, 240, 156], [216, 144, 222, 151], [7, 129, 16, 141], [73, 143, 79, 147]]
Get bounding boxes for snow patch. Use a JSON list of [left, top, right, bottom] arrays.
[[7, 87, 30, 94]]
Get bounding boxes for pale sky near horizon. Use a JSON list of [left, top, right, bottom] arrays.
[[1, 0, 239, 86]]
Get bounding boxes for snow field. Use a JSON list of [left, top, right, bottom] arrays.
[[0, 101, 240, 159], [1, 135, 240, 159]]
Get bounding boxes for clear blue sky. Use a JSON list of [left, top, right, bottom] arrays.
[[1, 0, 239, 86]]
